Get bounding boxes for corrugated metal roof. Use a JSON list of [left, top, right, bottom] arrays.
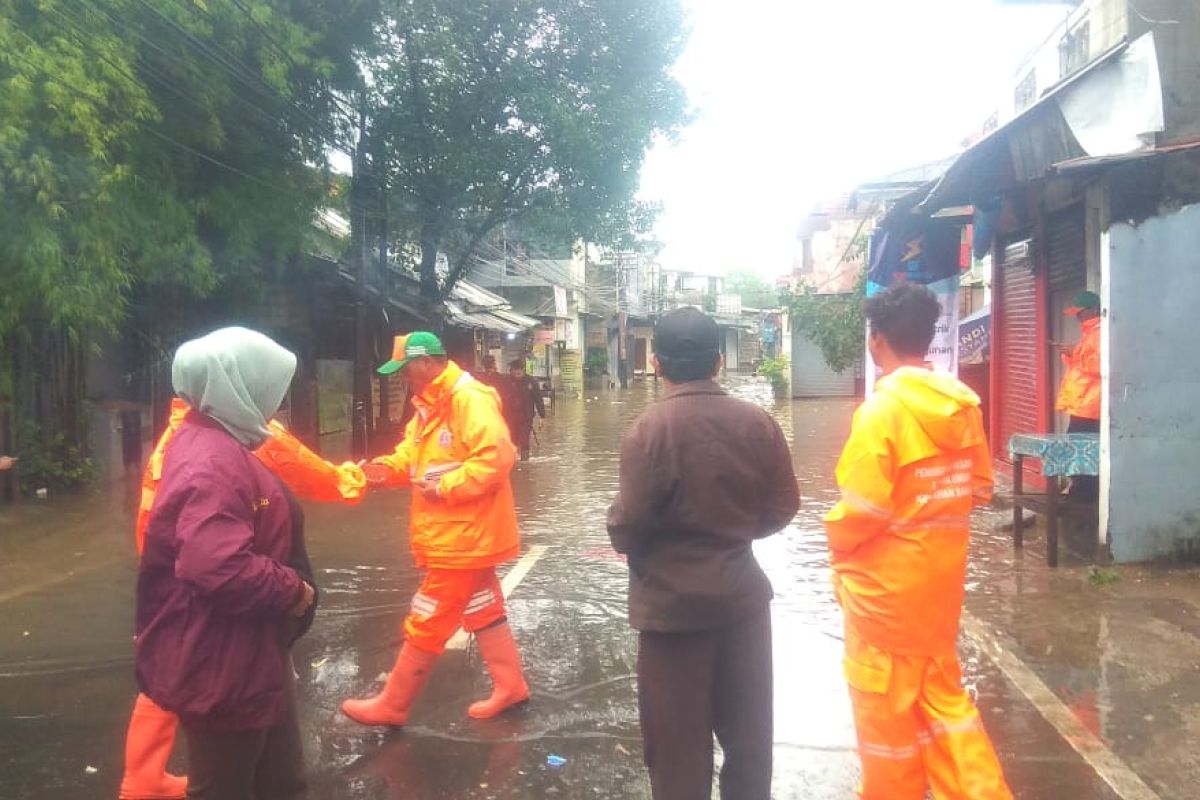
[[314, 208, 351, 238], [1050, 138, 1200, 174], [450, 280, 509, 310], [335, 269, 539, 333], [444, 301, 520, 334], [443, 301, 539, 334], [489, 307, 541, 329], [712, 313, 756, 331]]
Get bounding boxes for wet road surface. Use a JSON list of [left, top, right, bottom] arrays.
[[0, 378, 1160, 798]]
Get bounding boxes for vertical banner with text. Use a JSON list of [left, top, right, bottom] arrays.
[[865, 222, 961, 395]]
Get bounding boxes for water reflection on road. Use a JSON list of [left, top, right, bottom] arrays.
[[0, 376, 1133, 798]]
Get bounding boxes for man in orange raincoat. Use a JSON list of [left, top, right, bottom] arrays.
[[825, 284, 1012, 800], [341, 332, 527, 726], [119, 397, 366, 800], [1055, 290, 1102, 498]]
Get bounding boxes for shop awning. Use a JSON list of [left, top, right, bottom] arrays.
[[489, 307, 541, 329], [712, 313, 756, 331], [441, 279, 540, 334], [1049, 138, 1200, 176], [880, 36, 1151, 229], [449, 279, 509, 310], [443, 301, 538, 335], [336, 269, 541, 333]]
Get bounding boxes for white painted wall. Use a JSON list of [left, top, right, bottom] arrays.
[[1105, 202, 1200, 562]]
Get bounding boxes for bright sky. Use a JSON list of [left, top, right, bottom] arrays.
[[638, 0, 1076, 277]]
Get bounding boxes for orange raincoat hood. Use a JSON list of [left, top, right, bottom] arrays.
[[873, 367, 987, 466]]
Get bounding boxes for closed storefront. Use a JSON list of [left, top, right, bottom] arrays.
[[791, 329, 855, 398], [992, 238, 1046, 479]]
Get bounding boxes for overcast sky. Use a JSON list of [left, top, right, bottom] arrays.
[[638, 0, 1076, 277]]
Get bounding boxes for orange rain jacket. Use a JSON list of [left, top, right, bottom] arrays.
[[373, 360, 520, 570], [135, 398, 366, 554], [825, 367, 993, 657], [1056, 316, 1101, 420]]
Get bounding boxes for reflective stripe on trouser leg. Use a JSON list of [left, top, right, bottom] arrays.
[[918, 655, 1013, 800], [461, 571, 506, 632], [843, 627, 927, 800], [849, 684, 928, 800], [403, 568, 507, 654]]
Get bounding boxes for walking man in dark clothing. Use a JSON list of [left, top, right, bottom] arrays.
[[476, 355, 505, 392], [607, 306, 800, 800], [503, 358, 545, 460]]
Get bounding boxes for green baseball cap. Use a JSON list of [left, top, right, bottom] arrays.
[[1065, 291, 1100, 315], [377, 331, 446, 376]]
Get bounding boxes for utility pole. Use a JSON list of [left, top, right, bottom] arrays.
[[351, 110, 373, 459], [374, 129, 390, 439], [617, 253, 629, 389]]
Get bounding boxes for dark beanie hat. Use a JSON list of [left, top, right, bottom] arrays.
[[654, 307, 720, 360]]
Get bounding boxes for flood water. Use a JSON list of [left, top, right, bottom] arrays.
[[0, 378, 1144, 798]]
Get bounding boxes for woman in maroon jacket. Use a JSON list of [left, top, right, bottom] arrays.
[[136, 327, 316, 800]]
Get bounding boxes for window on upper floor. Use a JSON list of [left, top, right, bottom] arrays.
[[1059, 21, 1091, 79], [1015, 69, 1037, 113]]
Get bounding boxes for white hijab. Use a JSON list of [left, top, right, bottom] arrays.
[[172, 327, 297, 448]]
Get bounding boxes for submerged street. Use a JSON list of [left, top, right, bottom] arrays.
[[0, 379, 1190, 799], [10, 0, 1200, 797]]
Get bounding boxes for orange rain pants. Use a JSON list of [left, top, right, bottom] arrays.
[[844, 626, 1012, 800], [403, 568, 507, 655]]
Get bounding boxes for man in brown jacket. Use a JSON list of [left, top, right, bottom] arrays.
[[608, 306, 800, 800]]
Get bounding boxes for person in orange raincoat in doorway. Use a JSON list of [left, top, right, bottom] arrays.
[[1055, 290, 1102, 498], [825, 283, 1012, 800], [341, 331, 528, 727], [118, 397, 366, 800]]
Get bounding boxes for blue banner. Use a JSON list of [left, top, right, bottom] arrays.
[[865, 221, 963, 390], [867, 222, 962, 295], [959, 306, 990, 365]]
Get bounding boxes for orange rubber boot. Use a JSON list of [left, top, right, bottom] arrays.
[[468, 622, 530, 719], [341, 644, 438, 727], [118, 693, 187, 800]]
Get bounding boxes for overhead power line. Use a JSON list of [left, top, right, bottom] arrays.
[[221, 0, 359, 124], [45, 1, 388, 221], [114, 0, 388, 188]]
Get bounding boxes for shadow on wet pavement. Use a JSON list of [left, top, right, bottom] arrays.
[[0, 376, 1190, 798]]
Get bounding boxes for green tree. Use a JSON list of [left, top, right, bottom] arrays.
[[0, 0, 362, 484], [1, 0, 160, 482], [0, 0, 153, 339], [724, 269, 780, 309], [784, 269, 867, 374], [364, 0, 689, 301]]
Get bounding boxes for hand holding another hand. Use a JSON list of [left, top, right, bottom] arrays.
[[361, 461, 392, 485]]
